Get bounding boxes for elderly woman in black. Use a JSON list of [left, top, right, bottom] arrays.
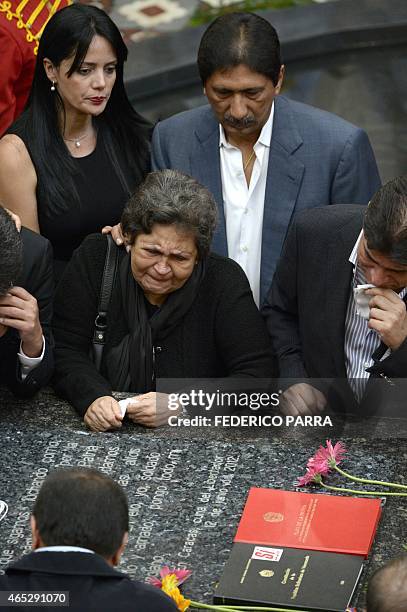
[[53, 170, 273, 431]]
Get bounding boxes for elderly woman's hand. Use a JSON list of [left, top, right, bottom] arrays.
[[126, 392, 180, 428], [84, 396, 123, 432]]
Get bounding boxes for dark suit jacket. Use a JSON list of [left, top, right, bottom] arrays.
[[0, 227, 54, 397], [262, 205, 407, 415], [0, 551, 177, 611], [151, 96, 381, 305]]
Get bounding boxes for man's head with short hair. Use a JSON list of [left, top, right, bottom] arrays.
[[0, 207, 23, 297], [197, 12, 282, 86], [366, 554, 407, 612], [197, 12, 284, 144], [358, 176, 407, 291], [31, 468, 129, 564], [364, 176, 407, 265]]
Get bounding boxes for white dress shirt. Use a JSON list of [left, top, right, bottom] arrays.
[[35, 546, 94, 554], [219, 106, 274, 306], [18, 335, 45, 381]]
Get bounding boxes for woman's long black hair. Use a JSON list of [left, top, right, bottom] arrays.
[[10, 4, 151, 217]]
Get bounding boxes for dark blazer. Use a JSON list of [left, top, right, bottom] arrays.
[[52, 234, 274, 416], [0, 551, 177, 612], [262, 205, 407, 415], [0, 227, 54, 397], [151, 96, 381, 305]]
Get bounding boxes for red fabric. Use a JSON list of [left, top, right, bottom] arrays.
[[0, 0, 71, 136], [0, 18, 35, 136]]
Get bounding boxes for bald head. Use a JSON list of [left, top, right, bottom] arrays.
[[366, 554, 407, 612]]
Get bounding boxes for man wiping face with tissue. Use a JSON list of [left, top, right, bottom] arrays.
[[262, 176, 407, 417]]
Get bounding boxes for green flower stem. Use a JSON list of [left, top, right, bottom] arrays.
[[333, 464, 407, 490], [321, 481, 407, 496], [189, 602, 239, 612], [189, 603, 308, 611], [212, 606, 311, 611]]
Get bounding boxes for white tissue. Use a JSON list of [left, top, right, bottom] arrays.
[[354, 284, 376, 319], [118, 397, 138, 418]]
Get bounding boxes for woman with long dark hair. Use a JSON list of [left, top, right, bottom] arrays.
[[0, 4, 150, 274]]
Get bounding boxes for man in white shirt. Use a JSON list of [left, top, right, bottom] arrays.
[[263, 177, 407, 417], [0, 468, 176, 611], [151, 11, 381, 306], [0, 207, 54, 397]]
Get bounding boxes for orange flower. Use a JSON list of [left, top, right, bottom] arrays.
[[161, 574, 179, 594], [161, 574, 191, 611], [168, 586, 191, 611]]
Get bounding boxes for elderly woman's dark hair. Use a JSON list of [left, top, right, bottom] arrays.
[[363, 176, 407, 265], [197, 12, 282, 86], [121, 170, 218, 259], [9, 4, 150, 218]]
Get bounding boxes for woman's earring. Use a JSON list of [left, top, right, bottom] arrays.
[[50, 81, 56, 92]]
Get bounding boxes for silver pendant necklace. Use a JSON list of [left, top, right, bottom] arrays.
[[63, 133, 89, 148]]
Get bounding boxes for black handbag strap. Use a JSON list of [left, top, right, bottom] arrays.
[[92, 234, 119, 371]]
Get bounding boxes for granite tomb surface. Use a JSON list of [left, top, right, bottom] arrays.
[[0, 387, 406, 609]]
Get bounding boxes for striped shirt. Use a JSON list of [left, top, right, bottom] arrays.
[[344, 231, 407, 401]]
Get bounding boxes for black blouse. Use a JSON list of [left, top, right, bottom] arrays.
[[38, 137, 129, 262]]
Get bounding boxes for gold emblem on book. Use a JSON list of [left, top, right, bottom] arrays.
[[259, 570, 274, 578], [263, 511, 284, 523]]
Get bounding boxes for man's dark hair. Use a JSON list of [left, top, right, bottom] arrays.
[[197, 12, 282, 85], [366, 554, 407, 612], [0, 207, 23, 296], [363, 176, 407, 265], [33, 468, 129, 558]]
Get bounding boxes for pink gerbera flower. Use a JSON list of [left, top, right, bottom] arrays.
[[296, 465, 323, 487], [309, 440, 346, 472], [147, 566, 192, 588], [326, 440, 346, 464], [318, 440, 346, 467], [307, 454, 330, 476]]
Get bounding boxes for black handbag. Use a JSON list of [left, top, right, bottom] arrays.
[[92, 234, 119, 371]]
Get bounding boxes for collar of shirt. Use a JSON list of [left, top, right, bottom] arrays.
[[35, 546, 95, 554], [219, 102, 275, 156], [349, 230, 363, 269], [349, 230, 365, 286]]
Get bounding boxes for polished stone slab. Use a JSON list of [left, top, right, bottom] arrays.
[[0, 387, 406, 608]]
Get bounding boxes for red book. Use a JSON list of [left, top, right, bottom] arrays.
[[234, 488, 381, 558]]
